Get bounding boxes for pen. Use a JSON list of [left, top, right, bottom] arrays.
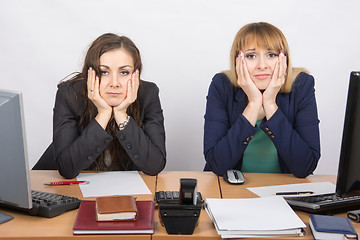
[[275, 191, 314, 195], [44, 181, 89, 186]]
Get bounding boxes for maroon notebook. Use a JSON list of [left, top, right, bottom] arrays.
[[73, 200, 154, 235]]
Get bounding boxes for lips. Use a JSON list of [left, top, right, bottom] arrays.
[[107, 92, 121, 96], [254, 74, 271, 80]]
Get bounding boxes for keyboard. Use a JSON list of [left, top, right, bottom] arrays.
[[285, 193, 360, 213], [155, 191, 204, 205], [0, 190, 81, 218]]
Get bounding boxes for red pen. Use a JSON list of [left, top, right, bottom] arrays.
[[44, 181, 90, 186]]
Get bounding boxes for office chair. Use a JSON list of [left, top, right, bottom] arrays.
[[32, 143, 57, 170]]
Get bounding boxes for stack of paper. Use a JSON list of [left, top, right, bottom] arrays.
[[205, 196, 306, 238]]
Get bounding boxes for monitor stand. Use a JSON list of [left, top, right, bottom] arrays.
[[0, 211, 14, 224]]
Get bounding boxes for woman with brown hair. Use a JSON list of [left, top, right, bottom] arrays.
[[53, 33, 166, 178], [203, 22, 320, 178]]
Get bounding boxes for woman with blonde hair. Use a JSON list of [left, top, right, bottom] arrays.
[[203, 22, 320, 178]]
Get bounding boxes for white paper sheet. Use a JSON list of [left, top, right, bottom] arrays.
[[77, 171, 152, 197], [206, 197, 305, 232], [247, 182, 336, 198]]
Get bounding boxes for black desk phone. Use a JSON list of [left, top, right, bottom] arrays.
[[158, 178, 202, 235], [155, 191, 204, 204]]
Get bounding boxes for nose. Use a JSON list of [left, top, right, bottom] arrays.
[[257, 55, 269, 70], [109, 74, 121, 88]]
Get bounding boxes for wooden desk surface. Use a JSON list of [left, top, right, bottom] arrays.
[[153, 171, 221, 240], [0, 170, 155, 240], [2, 171, 359, 240], [219, 172, 360, 240]]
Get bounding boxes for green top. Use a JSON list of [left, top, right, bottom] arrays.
[[241, 119, 281, 173]]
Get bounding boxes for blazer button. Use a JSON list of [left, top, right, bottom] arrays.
[[87, 156, 93, 160], [270, 135, 275, 139], [96, 147, 102, 152], [246, 137, 251, 142], [104, 138, 110, 144], [133, 153, 139, 159], [267, 131, 272, 135], [265, 127, 269, 131], [126, 143, 132, 149], [243, 141, 248, 145], [119, 134, 125, 140]]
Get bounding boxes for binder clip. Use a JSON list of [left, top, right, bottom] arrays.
[[159, 178, 201, 234]]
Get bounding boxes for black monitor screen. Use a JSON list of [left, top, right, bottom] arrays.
[[336, 72, 360, 196]]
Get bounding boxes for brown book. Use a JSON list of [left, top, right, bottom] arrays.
[[95, 195, 138, 221]]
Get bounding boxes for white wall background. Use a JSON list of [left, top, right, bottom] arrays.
[[1, 0, 359, 175]]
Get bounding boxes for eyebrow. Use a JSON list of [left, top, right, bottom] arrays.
[[245, 48, 276, 52], [99, 65, 133, 69]]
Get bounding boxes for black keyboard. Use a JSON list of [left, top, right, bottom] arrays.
[[285, 193, 360, 213], [0, 190, 81, 218], [155, 191, 204, 205]]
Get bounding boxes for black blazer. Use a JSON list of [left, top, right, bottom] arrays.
[[48, 79, 166, 179]]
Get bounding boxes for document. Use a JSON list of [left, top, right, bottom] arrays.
[[247, 182, 336, 198], [205, 196, 306, 238], [77, 171, 151, 198]]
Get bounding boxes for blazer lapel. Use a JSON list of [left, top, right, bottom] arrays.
[[231, 87, 248, 125]]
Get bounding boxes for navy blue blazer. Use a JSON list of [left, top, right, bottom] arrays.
[[203, 72, 320, 178]]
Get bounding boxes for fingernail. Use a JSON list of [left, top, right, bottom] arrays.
[[240, 51, 244, 58]]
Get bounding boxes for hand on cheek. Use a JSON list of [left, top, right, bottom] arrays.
[[236, 51, 262, 106], [87, 68, 112, 113], [113, 69, 139, 120], [237, 51, 263, 126], [262, 51, 287, 118], [87, 67, 112, 129]]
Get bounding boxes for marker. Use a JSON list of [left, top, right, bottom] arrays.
[[275, 191, 314, 196], [44, 181, 89, 186]]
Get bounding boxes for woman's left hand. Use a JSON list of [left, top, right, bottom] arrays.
[[113, 69, 139, 120], [262, 51, 287, 118]]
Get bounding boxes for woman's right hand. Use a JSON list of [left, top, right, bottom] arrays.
[[87, 67, 112, 129], [236, 51, 263, 126]]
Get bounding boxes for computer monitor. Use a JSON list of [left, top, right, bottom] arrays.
[[0, 89, 32, 209], [336, 71, 360, 196]]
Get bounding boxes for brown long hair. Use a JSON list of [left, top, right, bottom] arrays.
[[68, 33, 143, 170], [225, 22, 307, 93]]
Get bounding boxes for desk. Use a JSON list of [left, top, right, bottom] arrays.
[[153, 171, 221, 240], [219, 172, 359, 240], [1, 171, 359, 240], [0, 170, 156, 240]]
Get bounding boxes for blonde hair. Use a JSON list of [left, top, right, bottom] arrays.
[[224, 22, 307, 93]]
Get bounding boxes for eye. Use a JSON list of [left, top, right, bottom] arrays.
[[245, 53, 256, 59], [120, 70, 130, 76], [100, 70, 108, 76], [267, 52, 279, 58]]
